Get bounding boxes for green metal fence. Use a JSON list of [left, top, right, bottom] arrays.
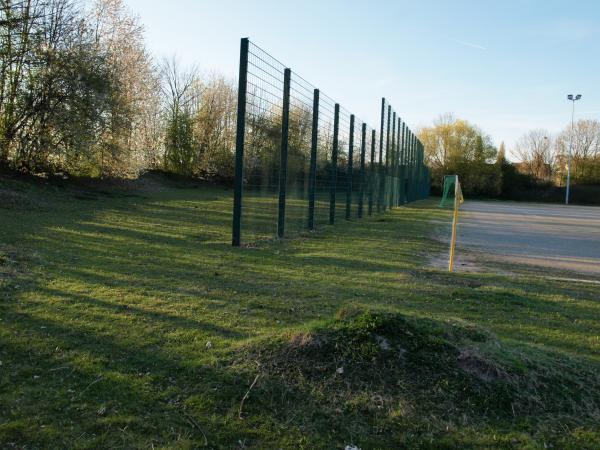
[[232, 38, 430, 246]]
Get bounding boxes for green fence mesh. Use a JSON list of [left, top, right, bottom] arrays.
[[232, 39, 431, 246]]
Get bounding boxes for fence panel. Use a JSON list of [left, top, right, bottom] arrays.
[[283, 74, 314, 235], [335, 107, 351, 223], [234, 41, 286, 243], [313, 94, 336, 229], [353, 119, 365, 218], [368, 129, 378, 216], [232, 39, 430, 246]]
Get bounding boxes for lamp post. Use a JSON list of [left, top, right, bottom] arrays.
[[543, 136, 549, 182], [565, 94, 582, 205]]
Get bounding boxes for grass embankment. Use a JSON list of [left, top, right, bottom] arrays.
[[1, 172, 599, 449]]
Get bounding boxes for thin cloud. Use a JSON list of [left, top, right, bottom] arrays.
[[451, 38, 487, 51]]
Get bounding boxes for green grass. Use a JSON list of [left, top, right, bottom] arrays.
[[1, 172, 599, 449]]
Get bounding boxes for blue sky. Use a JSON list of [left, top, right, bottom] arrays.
[[124, 0, 600, 159]]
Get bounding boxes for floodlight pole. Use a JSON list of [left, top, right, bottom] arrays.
[[565, 94, 581, 205]]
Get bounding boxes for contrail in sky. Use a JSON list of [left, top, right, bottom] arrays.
[[452, 39, 487, 50]]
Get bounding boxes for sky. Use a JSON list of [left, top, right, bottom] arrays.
[[124, 0, 600, 160]]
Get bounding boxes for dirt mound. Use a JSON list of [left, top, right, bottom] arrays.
[[245, 311, 499, 387], [236, 309, 600, 430]]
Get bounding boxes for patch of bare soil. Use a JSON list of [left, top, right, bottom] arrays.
[[458, 347, 511, 382], [428, 251, 484, 273]]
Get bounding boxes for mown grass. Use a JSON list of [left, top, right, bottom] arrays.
[[1, 172, 599, 449]]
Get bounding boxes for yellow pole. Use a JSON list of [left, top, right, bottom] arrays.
[[448, 176, 459, 272]]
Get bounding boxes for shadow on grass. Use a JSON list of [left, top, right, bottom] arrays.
[[2, 179, 600, 447]]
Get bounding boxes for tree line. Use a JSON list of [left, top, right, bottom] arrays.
[[0, 0, 385, 190], [418, 114, 600, 202], [514, 121, 600, 186], [3, 0, 597, 203], [0, 0, 237, 180]]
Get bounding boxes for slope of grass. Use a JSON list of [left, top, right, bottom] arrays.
[[1, 171, 599, 449]]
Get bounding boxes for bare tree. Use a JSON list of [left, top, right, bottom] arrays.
[[159, 57, 197, 175], [555, 119, 600, 184], [513, 129, 554, 182]]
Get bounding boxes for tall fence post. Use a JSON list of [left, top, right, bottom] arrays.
[[413, 137, 418, 201], [377, 98, 385, 213], [368, 129, 376, 215], [416, 141, 421, 199], [407, 131, 412, 202], [383, 104, 391, 211], [330, 103, 340, 225], [415, 142, 421, 200], [346, 114, 355, 220], [393, 118, 397, 207], [406, 129, 411, 203], [417, 139, 421, 199], [358, 123, 367, 218], [410, 132, 416, 202], [232, 37, 249, 247], [308, 88, 320, 230], [424, 144, 428, 198], [389, 111, 396, 210], [423, 145, 426, 198], [396, 116, 400, 206], [418, 142, 423, 199], [400, 122, 405, 204], [396, 117, 401, 206], [277, 68, 291, 239]]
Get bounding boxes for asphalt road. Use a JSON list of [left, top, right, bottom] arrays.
[[457, 201, 600, 277]]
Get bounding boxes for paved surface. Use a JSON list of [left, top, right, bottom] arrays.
[[457, 201, 600, 276]]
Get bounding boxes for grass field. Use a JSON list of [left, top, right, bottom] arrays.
[[1, 172, 600, 449]]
